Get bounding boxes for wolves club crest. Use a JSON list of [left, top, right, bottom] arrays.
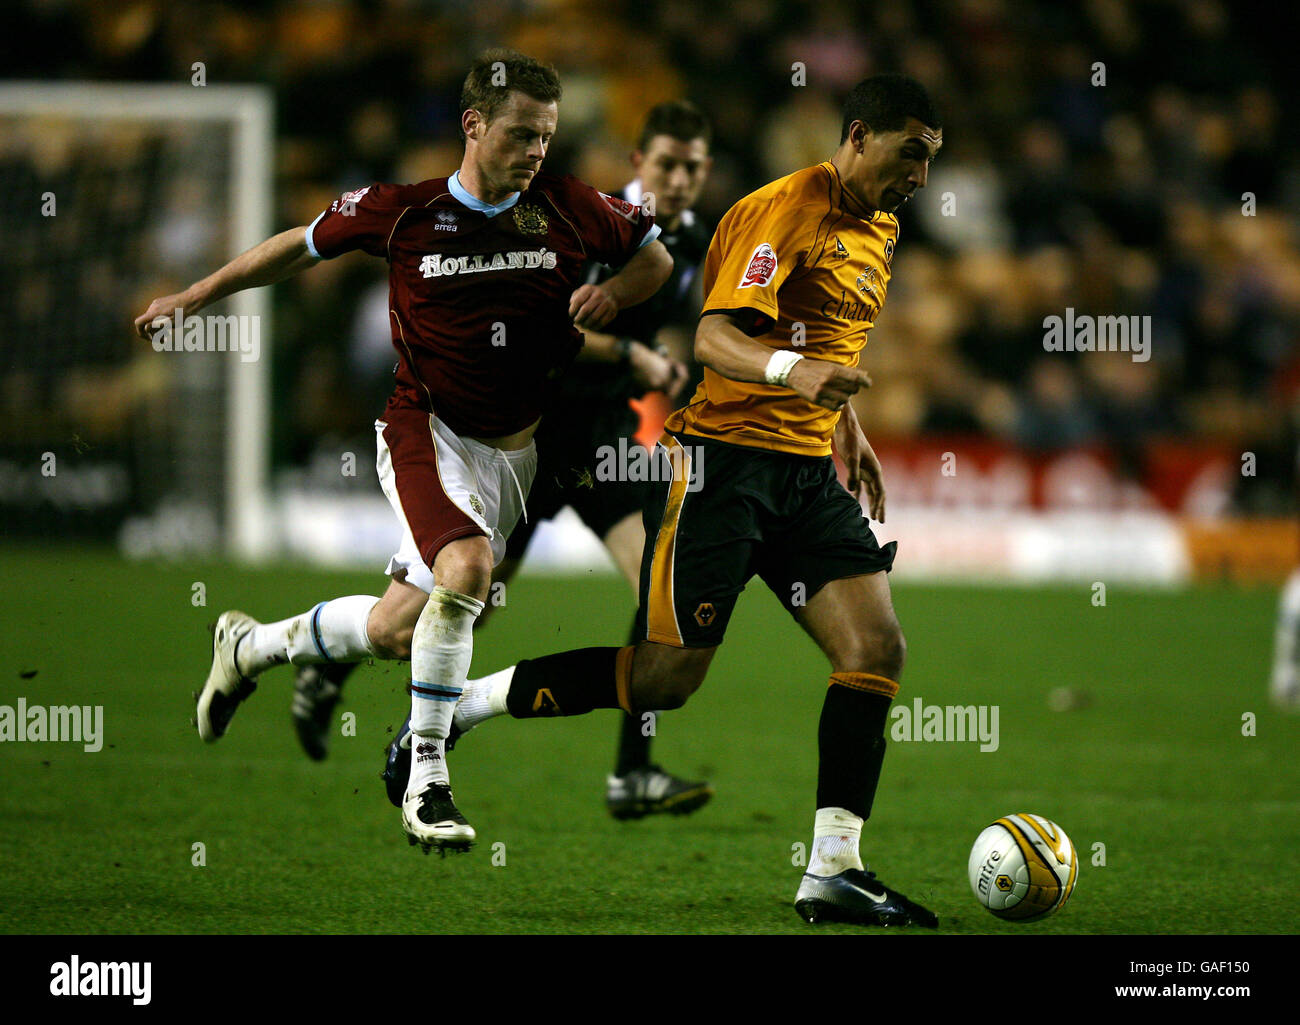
[[739, 243, 777, 288]]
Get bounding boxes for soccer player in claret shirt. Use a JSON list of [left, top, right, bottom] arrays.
[[431, 75, 944, 926], [133, 50, 672, 854], [295, 101, 717, 819]]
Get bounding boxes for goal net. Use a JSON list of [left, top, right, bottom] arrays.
[[0, 83, 273, 559]]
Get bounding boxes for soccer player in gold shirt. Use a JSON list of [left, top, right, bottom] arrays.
[[423, 75, 942, 926]]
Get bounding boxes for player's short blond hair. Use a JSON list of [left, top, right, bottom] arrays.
[[460, 49, 562, 141]]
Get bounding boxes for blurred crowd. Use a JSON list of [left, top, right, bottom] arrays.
[[7, 0, 1300, 506]]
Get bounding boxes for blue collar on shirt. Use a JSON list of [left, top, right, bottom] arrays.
[[449, 171, 521, 217]]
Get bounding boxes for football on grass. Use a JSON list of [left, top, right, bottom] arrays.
[[968, 813, 1077, 921]]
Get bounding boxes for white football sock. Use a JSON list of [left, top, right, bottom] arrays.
[[407, 587, 483, 794], [809, 807, 865, 875], [236, 595, 379, 676], [409, 735, 449, 790], [453, 665, 515, 733]]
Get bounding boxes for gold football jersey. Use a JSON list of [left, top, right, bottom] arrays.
[[665, 161, 898, 456]]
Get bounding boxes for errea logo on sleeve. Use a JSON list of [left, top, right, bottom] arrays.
[[739, 243, 777, 288]]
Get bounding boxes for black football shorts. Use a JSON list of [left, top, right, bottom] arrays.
[[634, 431, 897, 648]]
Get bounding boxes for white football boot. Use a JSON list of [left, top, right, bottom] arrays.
[[195, 610, 260, 742], [401, 737, 475, 856]]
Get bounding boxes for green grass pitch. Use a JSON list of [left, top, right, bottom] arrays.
[[0, 545, 1293, 934]]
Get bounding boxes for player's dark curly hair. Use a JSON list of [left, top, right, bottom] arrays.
[[840, 74, 942, 142], [637, 100, 712, 152], [460, 49, 562, 140]]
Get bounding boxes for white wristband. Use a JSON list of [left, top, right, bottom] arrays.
[[764, 350, 804, 386]]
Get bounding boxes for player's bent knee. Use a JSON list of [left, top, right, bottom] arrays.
[[432, 538, 494, 602], [644, 679, 694, 711], [630, 644, 711, 711], [881, 625, 907, 676], [366, 599, 423, 661], [836, 622, 906, 680], [369, 622, 414, 661]]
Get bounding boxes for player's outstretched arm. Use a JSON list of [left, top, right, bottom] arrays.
[[134, 226, 317, 339], [695, 313, 873, 411], [568, 240, 672, 331]]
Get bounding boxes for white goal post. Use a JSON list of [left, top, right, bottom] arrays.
[[0, 82, 274, 559]]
